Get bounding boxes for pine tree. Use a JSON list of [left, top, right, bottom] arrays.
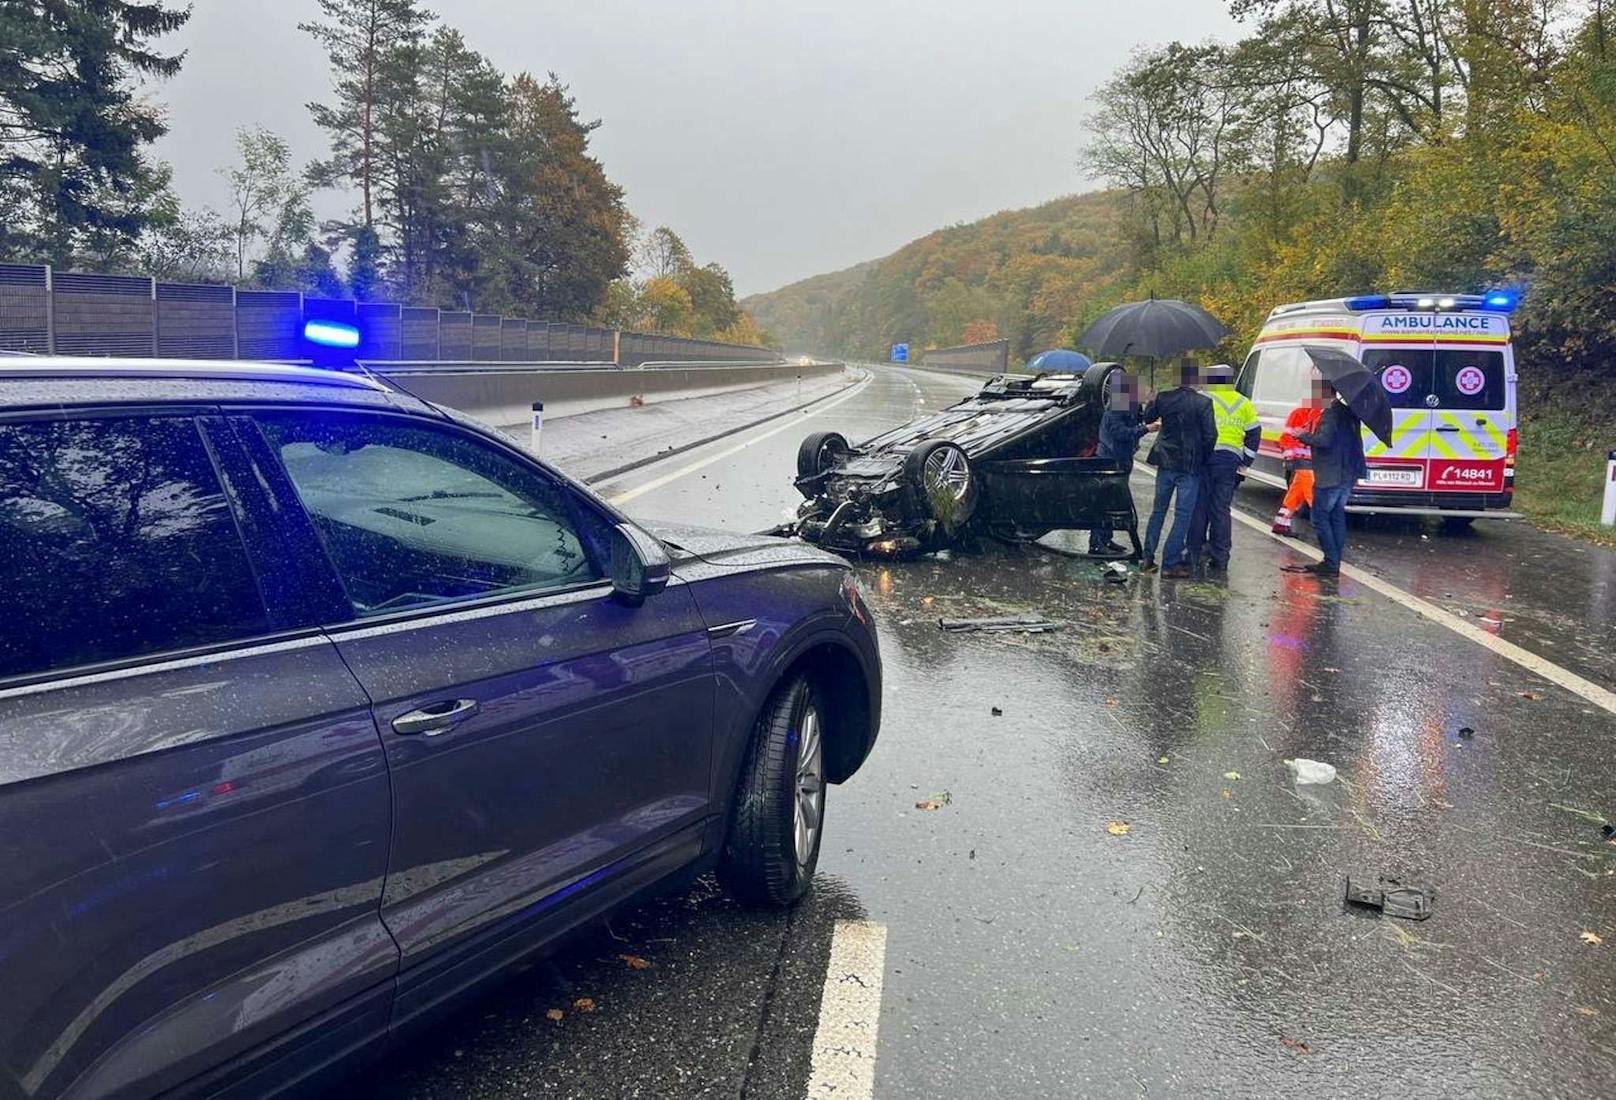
[[0, 0, 190, 264]]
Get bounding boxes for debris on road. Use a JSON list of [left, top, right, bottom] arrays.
[[1280, 1036, 1313, 1055], [1223, 770, 1242, 781], [915, 790, 952, 811], [1581, 931, 1604, 945], [991, 706, 1004, 716], [1457, 726, 1475, 739], [939, 615, 1062, 634], [1286, 758, 1338, 785], [1104, 561, 1130, 583], [545, 1008, 564, 1022], [1105, 820, 1132, 836], [573, 998, 596, 1012], [1520, 690, 1544, 701], [618, 954, 654, 970], [1344, 876, 1436, 921]]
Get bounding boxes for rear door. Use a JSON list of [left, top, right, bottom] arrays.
[[0, 411, 394, 1099], [246, 409, 715, 1027], [1427, 342, 1512, 494], [1357, 343, 1436, 491]]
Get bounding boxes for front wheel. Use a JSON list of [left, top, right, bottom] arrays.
[[719, 676, 825, 906]]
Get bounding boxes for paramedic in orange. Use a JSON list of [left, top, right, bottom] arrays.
[[1270, 398, 1323, 535]]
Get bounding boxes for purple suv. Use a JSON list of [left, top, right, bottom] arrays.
[[0, 359, 880, 1098]]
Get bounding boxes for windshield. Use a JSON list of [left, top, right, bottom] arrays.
[[1362, 348, 1507, 410]]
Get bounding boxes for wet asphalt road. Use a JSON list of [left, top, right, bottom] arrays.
[[356, 366, 1616, 1098]]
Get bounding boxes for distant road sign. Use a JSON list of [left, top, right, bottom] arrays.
[[890, 343, 909, 363]]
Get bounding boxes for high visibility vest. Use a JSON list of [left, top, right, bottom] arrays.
[[1206, 385, 1259, 455]]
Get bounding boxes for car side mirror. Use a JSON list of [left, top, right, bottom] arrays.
[[610, 523, 671, 605]]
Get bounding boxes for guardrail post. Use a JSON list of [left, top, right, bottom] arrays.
[[1603, 449, 1616, 527], [530, 401, 544, 455]]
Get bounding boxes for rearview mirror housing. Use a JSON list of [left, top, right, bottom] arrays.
[[610, 523, 671, 605]]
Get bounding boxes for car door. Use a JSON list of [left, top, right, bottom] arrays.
[[1240, 344, 1314, 486], [245, 408, 715, 1025], [0, 411, 395, 1100], [1359, 343, 1437, 492]]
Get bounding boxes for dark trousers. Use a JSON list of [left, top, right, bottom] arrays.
[[1186, 450, 1242, 568], [1313, 483, 1351, 567], [1144, 469, 1199, 566]]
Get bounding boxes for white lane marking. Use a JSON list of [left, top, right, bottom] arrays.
[[600, 374, 873, 505], [1138, 467, 1616, 716], [807, 919, 888, 1100]]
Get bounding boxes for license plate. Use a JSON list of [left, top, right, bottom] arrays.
[[1367, 467, 1421, 487]]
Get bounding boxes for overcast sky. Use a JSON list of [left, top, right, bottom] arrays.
[[153, 0, 1238, 295]]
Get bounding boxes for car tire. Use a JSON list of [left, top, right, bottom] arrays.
[[719, 675, 825, 907], [797, 431, 850, 480], [904, 440, 978, 527]]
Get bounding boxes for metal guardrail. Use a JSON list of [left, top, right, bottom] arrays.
[[0, 261, 778, 367], [921, 338, 1010, 374]]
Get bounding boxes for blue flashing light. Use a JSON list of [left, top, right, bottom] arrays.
[[303, 319, 361, 348], [1344, 295, 1391, 311], [1481, 290, 1519, 313]]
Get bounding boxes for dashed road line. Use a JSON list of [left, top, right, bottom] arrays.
[[600, 373, 873, 506], [806, 920, 887, 1100]]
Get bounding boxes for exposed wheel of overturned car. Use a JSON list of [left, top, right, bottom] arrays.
[[796, 431, 851, 480], [904, 439, 977, 529], [720, 674, 825, 906]]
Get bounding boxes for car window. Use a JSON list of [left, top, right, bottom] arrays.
[[0, 416, 271, 680], [1434, 349, 1506, 410], [1249, 346, 1313, 407], [1362, 349, 1435, 409], [255, 413, 603, 616], [1235, 352, 1257, 398]]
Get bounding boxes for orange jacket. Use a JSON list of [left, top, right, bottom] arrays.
[[1279, 405, 1321, 465]]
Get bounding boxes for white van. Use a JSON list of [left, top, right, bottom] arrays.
[[1236, 292, 1520, 522]]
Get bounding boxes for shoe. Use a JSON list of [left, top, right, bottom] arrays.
[[1139, 558, 1159, 574], [1208, 560, 1229, 574], [1303, 561, 1340, 577], [1271, 523, 1291, 535], [1161, 564, 1193, 578]]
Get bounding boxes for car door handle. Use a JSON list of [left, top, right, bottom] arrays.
[[1435, 425, 1461, 432], [391, 698, 480, 736]]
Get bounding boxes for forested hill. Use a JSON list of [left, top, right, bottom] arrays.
[[741, 191, 1130, 361]]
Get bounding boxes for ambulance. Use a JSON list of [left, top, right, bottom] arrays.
[[1236, 292, 1520, 522]]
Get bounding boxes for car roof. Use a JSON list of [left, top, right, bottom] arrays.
[[0, 356, 430, 415]]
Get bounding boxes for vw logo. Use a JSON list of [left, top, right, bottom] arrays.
[[1424, 394, 1440, 408]]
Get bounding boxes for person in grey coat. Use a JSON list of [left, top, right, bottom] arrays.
[[1294, 377, 1368, 577]]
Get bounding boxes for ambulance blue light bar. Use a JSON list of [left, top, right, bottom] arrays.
[[303, 320, 361, 348], [1343, 292, 1517, 314]]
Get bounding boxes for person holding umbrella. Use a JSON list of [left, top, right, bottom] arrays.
[[1288, 346, 1391, 576]]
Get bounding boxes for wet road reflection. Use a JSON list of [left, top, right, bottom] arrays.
[[356, 366, 1616, 1097]]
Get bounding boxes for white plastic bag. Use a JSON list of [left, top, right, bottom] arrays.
[[1285, 758, 1337, 785]]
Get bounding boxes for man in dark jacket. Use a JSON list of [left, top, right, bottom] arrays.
[[1088, 370, 1150, 555], [1294, 378, 1368, 577], [1140, 360, 1217, 577]]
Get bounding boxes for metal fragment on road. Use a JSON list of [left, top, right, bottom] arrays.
[[938, 615, 1062, 634], [1344, 876, 1436, 921], [807, 920, 888, 1099]]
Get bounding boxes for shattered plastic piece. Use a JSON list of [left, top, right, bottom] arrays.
[[939, 615, 1062, 634], [1457, 726, 1474, 739], [1286, 758, 1337, 785], [991, 706, 1004, 716], [1581, 931, 1603, 945], [1344, 876, 1435, 921], [1104, 561, 1130, 583]]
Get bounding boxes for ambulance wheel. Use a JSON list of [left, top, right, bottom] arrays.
[[797, 432, 850, 479], [1439, 516, 1475, 534]]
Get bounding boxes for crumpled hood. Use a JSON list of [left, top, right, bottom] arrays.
[[644, 521, 847, 569]]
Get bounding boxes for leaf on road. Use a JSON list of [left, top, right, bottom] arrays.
[[1157, 755, 1170, 765], [1280, 1036, 1312, 1055], [915, 800, 944, 811], [1223, 771, 1242, 781], [545, 1008, 564, 1021], [1220, 788, 1232, 799], [619, 954, 654, 969], [1520, 691, 1544, 701], [573, 997, 596, 1012], [1105, 820, 1131, 836], [1576, 1006, 1599, 1017], [1580, 931, 1603, 945]]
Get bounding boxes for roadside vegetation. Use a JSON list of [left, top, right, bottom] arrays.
[[0, 0, 771, 341], [745, 0, 1616, 538]]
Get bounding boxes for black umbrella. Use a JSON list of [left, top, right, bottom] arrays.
[[1075, 297, 1230, 359], [1301, 345, 1395, 446]]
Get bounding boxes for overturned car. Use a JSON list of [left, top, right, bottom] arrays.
[[783, 363, 1142, 557]]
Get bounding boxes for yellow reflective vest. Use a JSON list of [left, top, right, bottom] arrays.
[[1206, 385, 1260, 460]]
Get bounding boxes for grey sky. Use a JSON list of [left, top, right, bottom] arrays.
[[154, 1, 1237, 295]]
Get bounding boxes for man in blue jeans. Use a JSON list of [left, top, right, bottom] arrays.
[[1294, 378, 1367, 577], [1140, 361, 1217, 577]]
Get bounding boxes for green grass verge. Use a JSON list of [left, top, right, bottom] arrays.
[[1514, 374, 1616, 548]]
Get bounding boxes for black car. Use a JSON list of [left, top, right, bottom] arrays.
[[786, 364, 1141, 556]]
